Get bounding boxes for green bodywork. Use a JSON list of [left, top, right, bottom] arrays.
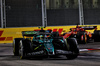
[[32, 34, 54, 54], [24, 31, 39, 35]]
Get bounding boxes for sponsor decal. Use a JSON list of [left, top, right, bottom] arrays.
[[24, 31, 38, 34], [27, 50, 44, 55], [34, 44, 42, 50], [56, 50, 72, 54]]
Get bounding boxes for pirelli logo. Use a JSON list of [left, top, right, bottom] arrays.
[[0, 30, 13, 41]]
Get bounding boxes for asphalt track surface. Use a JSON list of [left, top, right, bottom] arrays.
[[0, 42, 100, 66]]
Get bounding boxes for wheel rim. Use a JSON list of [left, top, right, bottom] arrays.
[[19, 40, 24, 59]]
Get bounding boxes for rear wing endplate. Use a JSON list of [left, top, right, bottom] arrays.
[[81, 26, 97, 30]]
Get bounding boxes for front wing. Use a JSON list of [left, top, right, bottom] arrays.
[[26, 50, 73, 56]]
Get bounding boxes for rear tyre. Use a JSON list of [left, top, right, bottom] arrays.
[[13, 38, 23, 56], [66, 38, 79, 60], [93, 30, 100, 42]]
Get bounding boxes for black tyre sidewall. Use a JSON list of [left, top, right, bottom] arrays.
[[77, 31, 87, 44], [93, 30, 100, 42], [13, 38, 23, 56]]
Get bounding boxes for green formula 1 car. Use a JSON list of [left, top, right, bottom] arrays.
[[13, 30, 79, 59]]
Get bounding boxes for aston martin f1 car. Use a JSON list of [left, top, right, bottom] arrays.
[[13, 29, 79, 59]]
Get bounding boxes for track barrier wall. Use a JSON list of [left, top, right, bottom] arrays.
[[0, 25, 100, 43]]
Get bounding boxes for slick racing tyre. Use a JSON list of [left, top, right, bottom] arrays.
[[13, 38, 23, 56], [77, 31, 87, 44], [19, 40, 26, 59], [81, 34, 87, 44], [66, 38, 79, 60], [93, 30, 100, 42]]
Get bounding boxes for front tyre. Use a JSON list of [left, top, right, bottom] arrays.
[[13, 38, 23, 56], [19, 40, 26, 59], [81, 34, 87, 44]]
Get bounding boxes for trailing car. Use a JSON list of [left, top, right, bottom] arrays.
[[13, 28, 79, 60], [67, 25, 97, 44], [61, 25, 100, 44]]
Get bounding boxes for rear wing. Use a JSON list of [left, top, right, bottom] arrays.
[[22, 31, 39, 37], [81, 26, 97, 30]]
